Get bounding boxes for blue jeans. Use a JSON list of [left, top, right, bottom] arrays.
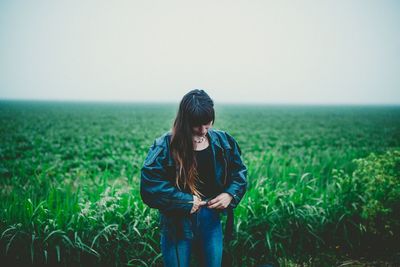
[[160, 206, 223, 267]]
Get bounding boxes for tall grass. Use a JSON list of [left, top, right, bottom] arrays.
[[227, 150, 400, 266]]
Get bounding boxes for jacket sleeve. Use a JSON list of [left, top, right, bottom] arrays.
[[223, 132, 248, 209], [140, 141, 194, 215]]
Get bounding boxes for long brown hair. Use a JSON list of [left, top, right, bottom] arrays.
[[170, 89, 215, 197]]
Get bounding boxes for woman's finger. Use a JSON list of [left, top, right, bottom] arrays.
[[208, 201, 221, 209]]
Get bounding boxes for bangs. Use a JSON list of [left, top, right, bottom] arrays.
[[188, 106, 214, 127]]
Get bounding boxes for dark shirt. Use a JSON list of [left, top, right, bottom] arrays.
[[194, 145, 220, 199]]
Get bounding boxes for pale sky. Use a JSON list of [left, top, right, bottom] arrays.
[[0, 0, 399, 104]]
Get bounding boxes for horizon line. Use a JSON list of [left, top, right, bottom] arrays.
[[0, 97, 399, 106]]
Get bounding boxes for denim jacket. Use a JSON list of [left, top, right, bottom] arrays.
[[140, 128, 247, 241]]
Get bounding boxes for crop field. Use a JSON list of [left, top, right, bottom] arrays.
[[0, 100, 399, 266]]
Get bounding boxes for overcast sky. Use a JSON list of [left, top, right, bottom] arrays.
[[0, 0, 399, 104]]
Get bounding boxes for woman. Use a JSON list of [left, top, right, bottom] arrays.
[[140, 89, 247, 267]]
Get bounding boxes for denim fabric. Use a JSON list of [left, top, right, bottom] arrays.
[[160, 207, 223, 267], [141, 129, 248, 241]]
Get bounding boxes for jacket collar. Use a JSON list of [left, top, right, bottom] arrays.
[[207, 128, 223, 149]]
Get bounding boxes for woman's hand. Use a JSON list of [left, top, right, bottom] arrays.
[[207, 193, 233, 209], [190, 195, 207, 214]]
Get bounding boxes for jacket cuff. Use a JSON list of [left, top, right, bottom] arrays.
[[223, 189, 239, 208], [184, 194, 194, 214]]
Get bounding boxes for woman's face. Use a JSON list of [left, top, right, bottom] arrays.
[[191, 121, 212, 137]]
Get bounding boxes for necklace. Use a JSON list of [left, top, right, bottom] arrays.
[[193, 136, 205, 143]]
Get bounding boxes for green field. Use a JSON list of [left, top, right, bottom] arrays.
[[1, 101, 399, 266]]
